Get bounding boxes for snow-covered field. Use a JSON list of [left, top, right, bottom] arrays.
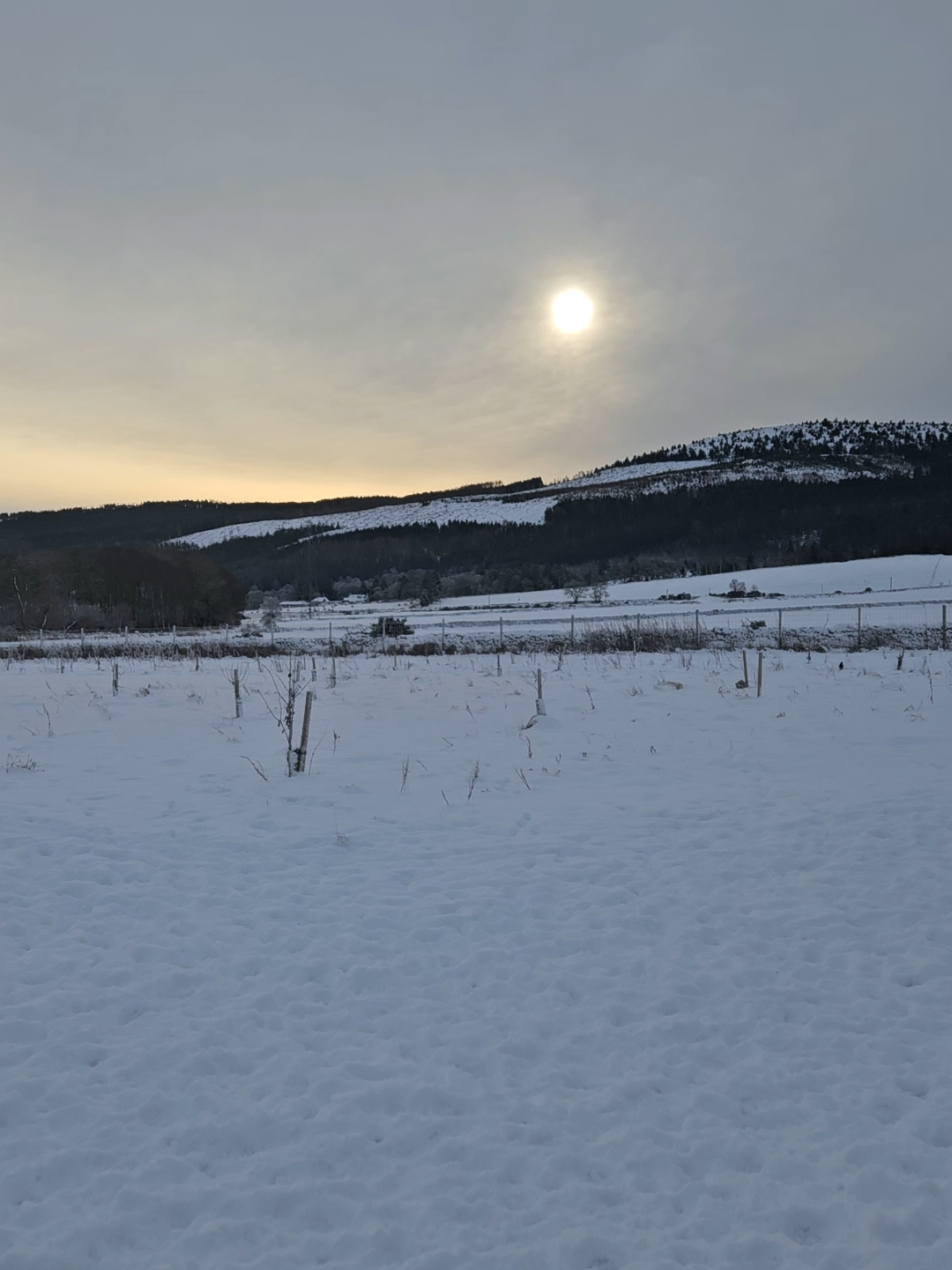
[[265, 555, 952, 653], [3, 647, 951, 1268]]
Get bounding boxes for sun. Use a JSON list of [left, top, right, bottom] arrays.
[[552, 288, 593, 333]]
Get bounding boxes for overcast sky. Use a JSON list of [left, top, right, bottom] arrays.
[[1, 1, 950, 510]]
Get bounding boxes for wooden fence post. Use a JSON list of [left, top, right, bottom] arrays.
[[536, 667, 546, 716], [778, 609, 783, 650], [742, 649, 749, 688], [943, 604, 948, 651], [756, 650, 763, 698], [294, 690, 313, 773], [233, 668, 242, 718], [857, 606, 862, 651]]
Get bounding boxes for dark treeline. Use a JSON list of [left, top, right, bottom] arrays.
[[0, 477, 544, 553], [0, 547, 245, 633], [626, 419, 952, 466], [209, 461, 952, 601]]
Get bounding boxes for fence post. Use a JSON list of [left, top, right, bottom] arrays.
[[943, 604, 948, 651], [441, 618, 446, 654], [756, 650, 763, 698], [778, 609, 783, 650], [294, 690, 313, 773], [536, 668, 546, 716], [499, 615, 504, 650], [857, 606, 862, 651], [233, 668, 242, 718], [695, 609, 700, 648], [570, 613, 575, 648], [742, 649, 749, 688]]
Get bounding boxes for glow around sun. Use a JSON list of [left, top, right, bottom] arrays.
[[552, 288, 593, 333]]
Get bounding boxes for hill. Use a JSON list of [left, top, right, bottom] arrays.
[[176, 418, 952, 603], [1, 419, 951, 622]]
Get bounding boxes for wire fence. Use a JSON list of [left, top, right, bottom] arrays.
[[2, 598, 950, 660]]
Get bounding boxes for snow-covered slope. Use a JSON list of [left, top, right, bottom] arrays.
[[546, 458, 713, 489], [171, 494, 558, 549]]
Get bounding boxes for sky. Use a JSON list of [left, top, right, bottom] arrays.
[[1, 1, 950, 511]]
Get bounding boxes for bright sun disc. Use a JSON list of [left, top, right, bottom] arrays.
[[552, 288, 593, 333]]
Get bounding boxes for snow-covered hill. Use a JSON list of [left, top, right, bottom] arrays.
[[625, 417, 952, 465], [169, 419, 947, 551]]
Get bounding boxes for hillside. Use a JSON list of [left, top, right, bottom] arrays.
[[181, 419, 952, 603], [2, 419, 951, 622]]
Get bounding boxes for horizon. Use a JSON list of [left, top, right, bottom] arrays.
[[3, 413, 951, 518]]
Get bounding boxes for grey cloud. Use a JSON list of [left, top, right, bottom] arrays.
[[0, 2, 949, 507]]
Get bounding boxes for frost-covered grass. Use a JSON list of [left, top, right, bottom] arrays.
[[2, 650, 951, 1268]]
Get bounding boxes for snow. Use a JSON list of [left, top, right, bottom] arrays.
[[545, 459, 713, 489], [235, 555, 952, 655], [468, 555, 952, 610], [170, 495, 557, 550], [2, 642, 951, 1268]]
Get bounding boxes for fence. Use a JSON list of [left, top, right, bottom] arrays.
[[3, 596, 952, 662]]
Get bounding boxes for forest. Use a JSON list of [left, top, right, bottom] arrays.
[[0, 547, 245, 633]]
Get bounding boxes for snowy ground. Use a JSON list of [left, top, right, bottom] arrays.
[[267, 555, 952, 653], [2, 647, 951, 1268]]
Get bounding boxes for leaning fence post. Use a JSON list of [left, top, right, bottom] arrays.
[[294, 690, 313, 773], [756, 650, 763, 698]]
